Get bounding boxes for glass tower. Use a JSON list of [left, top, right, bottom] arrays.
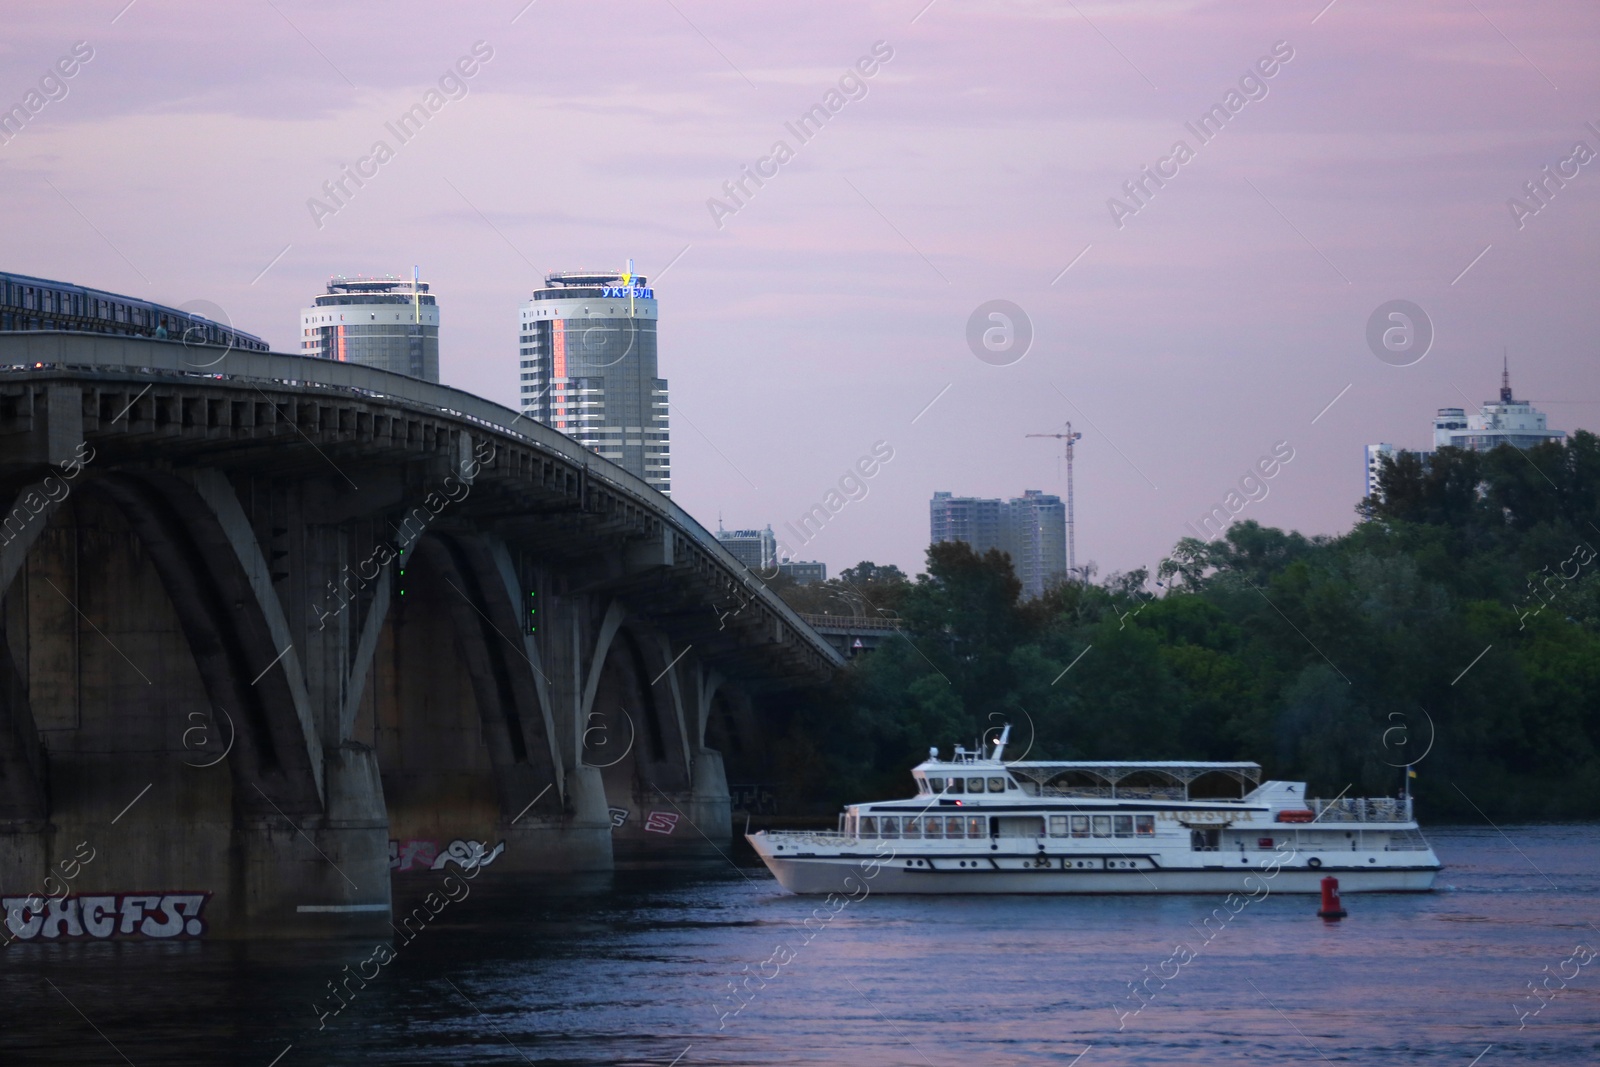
[[518, 270, 670, 495], [299, 275, 439, 382], [930, 490, 1067, 599]]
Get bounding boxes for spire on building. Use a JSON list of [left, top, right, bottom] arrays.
[[1501, 349, 1513, 403]]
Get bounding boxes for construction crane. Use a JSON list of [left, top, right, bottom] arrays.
[[1027, 423, 1083, 578]]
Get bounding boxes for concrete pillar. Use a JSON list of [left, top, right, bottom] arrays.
[[687, 665, 732, 842], [233, 742, 391, 938], [498, 588, 611, 870]]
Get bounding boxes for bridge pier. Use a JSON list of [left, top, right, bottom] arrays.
[[234, 743, 391, 939]]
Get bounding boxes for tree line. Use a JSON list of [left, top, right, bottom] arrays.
[[766, 433, 1600, 821]]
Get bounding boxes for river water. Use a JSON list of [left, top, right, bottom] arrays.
[[2, 824, 1596, 1065]]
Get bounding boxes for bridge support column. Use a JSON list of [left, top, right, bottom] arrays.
[[686, 667, 732, 842], [493, 590, 612, 871], [234, 742, 391, 938]]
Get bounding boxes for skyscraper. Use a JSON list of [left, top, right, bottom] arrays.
[[1364, 443, 1399, 498], [518, 269, 669, 494], [1003, 490, 1068, 598], [929, 492, 1004, 556], [300, 274, 439, 381], [715, 523, 775, 572], [929, 490, 1067, 599]]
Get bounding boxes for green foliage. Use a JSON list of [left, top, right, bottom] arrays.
[[768, 560, 912, 618], [780, 437, 1600, 821]]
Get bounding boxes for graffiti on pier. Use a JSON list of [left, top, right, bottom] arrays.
[[387, 839, 505, 872], [608, 807, 630, 829], [643, 811, 680, 835], [3, 892, 210, 941]]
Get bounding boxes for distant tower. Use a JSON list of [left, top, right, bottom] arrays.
[[518, 269, 669, 494], [1002, 490, 1068, 598], [300, 271, 439, 382], [1501, 350, 1513, 403], [929, 492, 1004, 555]]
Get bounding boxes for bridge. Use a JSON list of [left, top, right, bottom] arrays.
[[796, 613, 901, 660], [0, 332, 841, 940]]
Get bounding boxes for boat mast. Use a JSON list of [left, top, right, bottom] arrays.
[[990, 724, 1011, 762]]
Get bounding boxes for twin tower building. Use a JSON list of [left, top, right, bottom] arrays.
[[298, 269, 670, 495]]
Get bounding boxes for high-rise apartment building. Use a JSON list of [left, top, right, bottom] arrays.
[[1436, 364, 1564, 452], [930, 490, 1067, 599], [1364, 443, 1400, 499], [300, 274, 439, 381], [929, 492, 1005, 556], [518, 270, 669, 494], [1003, 490, 1068, 599], [1364, 364, 1565, 499]]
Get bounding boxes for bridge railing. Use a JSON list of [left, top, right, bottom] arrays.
[[797, 612, 901, 631]]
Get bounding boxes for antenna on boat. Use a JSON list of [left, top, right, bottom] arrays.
[[990, 723, 1012, 762], [989, 709, 1036, 764]]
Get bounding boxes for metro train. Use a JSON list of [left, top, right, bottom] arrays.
[[0, 270, 270, 352]]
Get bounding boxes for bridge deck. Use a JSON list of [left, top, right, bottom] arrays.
[[0, 332, 843, 682]]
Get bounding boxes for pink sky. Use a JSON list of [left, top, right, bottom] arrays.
[[4, 0, 1598, 581]]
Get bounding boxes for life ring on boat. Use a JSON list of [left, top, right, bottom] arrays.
[[1307, 857, 1322, 868]]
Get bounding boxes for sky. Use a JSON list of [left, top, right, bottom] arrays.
[[4, 0, 1598, 583]]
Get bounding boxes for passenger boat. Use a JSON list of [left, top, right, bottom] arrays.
[[747, 727, 1441, 895]]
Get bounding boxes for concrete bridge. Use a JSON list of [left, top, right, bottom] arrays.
[[0, 333, 840, 940]]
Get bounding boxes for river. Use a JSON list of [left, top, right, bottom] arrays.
[[2, 824, 1596, 1065]]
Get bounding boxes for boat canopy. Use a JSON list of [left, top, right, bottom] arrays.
[[1004, 761, 1263, 801]]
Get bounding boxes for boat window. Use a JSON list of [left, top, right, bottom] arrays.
[[967, 777, 984, 793], [1135, 815, 1155, 836], [947, 779, 963, 795], [945, 816, 965, 838], [903, 817, 922, 839], [966, 816, 985, 839], [882, 817, 900, 838], [987, 777, 1006, 793], [860, 817, 877, 838], [1049, 815, 1069, 837], [928, 777, 945, 792], [923, 816, 943, 840], [1114, 815, 1134, 838], [1092, 815, 1112, 838], [1071, 815, 1090, 838]]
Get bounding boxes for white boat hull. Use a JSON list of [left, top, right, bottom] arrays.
[[751, 846, 1439, 896]]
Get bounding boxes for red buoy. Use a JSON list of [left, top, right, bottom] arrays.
[[1317, 875, 1347, 920]]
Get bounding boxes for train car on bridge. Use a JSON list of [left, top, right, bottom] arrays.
[[0, 270, 269, 352]]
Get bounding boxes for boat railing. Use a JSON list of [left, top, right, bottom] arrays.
[[1032, 785, 1189, 800], [757, 830, 856, 847], [1308, 796, 1412, 823]]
